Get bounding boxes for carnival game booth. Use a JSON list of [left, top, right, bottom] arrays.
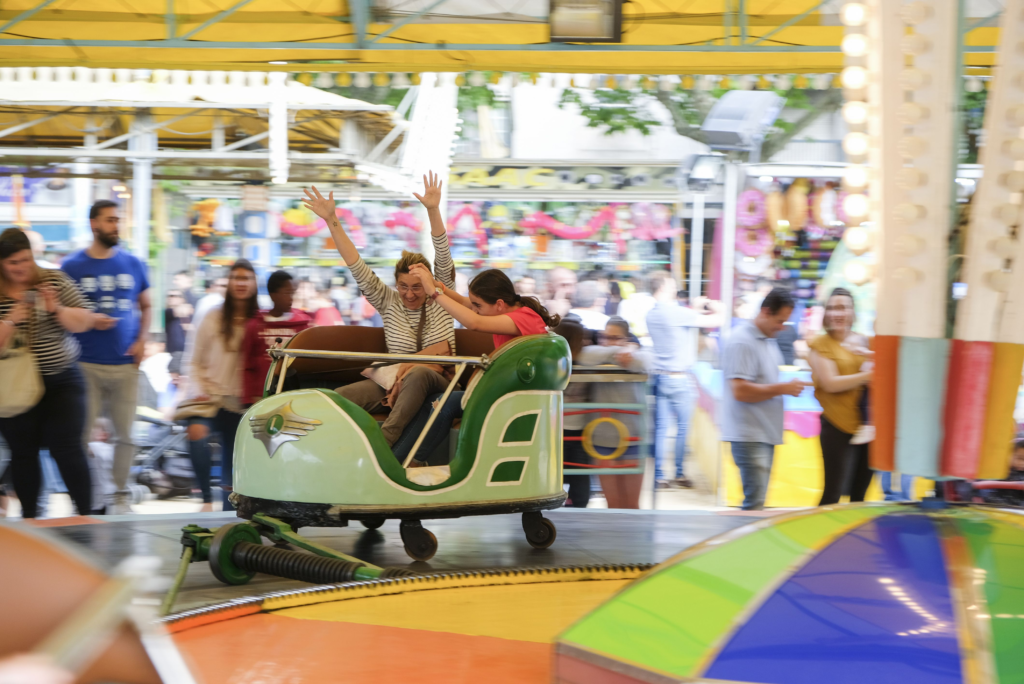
[[688, 361, 931, 507]]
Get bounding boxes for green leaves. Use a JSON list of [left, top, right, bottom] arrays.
[[557, 82, 834, 158], [557, 88, 661, 137]]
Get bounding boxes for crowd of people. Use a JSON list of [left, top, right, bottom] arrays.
[[1, 175, 1022, 519]]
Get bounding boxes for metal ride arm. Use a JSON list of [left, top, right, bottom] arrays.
[[269, 348, 491, 368], [402, 362, 467, 468], [266, 348, 489, 398], [163, 517, 414, 614], [251, 513, 382, 571]]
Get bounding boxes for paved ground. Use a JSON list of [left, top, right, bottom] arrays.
[[26, 506, 762, 612]]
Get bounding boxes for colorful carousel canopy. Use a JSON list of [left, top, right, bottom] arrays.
[[0, 0, 1002, 74], [556, 504, 1024, 684]]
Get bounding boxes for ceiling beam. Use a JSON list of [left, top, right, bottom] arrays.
[[749, 0, 832, 46], [0, 39, 998, 52], [0, 38, 849, 52], [179, 0, 257, 41], [0, 113, 60, 140], [369, 0, 448, 45], [167, 0, 177, 40], [89, 110, 206, 150], [350, 0, 369, 49], [0, 0, 59, 35]]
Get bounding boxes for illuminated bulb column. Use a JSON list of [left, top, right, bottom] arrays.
[[948, 0, 1024, 479], [865, 0, 959, 478]]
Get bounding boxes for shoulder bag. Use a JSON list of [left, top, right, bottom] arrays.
[[0, 314, 43, 418]]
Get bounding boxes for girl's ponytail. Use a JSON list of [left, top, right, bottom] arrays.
[[469, 269, 561, 328]]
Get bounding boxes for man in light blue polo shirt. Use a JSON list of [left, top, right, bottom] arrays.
[[646, 270, 722, 489], [721, 288, 807, 510]]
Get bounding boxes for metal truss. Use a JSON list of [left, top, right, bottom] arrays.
[[0, 0, 1002, 55]]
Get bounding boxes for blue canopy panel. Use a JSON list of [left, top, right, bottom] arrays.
[[704, 513, 962, 684]]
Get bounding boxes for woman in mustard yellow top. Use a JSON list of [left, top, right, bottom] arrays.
[[808, 288, 874, 505]]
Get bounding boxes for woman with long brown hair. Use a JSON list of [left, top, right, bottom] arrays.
[[0, 227, 111, 517], [808, 287, 874, 505], [183, 258, 259, 510]]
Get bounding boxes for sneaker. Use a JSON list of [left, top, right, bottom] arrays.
[[107, 491, 134, 515], [656, 480, 672, 490], [671, 477, 694, 489], [850, 425, 876, 445]]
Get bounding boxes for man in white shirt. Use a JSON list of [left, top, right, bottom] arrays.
[[569, 280, 610, 332]]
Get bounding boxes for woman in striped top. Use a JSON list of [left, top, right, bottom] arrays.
[[302, 173, 457, 449], [0, 228, 113, 517]]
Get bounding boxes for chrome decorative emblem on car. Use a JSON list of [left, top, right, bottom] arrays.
[[249, 401, 322, 458]]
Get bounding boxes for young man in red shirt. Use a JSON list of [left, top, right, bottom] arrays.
[[241, 270, 313, 405]]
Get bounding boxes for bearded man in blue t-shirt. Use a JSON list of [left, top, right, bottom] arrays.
[[62, 200, 152, 514]]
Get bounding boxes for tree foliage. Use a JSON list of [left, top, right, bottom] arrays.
[[558, 84, 842, 161]]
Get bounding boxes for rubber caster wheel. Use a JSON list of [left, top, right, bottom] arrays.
[[522, 512, 556, 549], [209, 522, 262, 585], [400, 521, 438, 561], [361, 517, 385, 530]]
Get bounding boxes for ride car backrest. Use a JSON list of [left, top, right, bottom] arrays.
[[281, 325, 494, 391]]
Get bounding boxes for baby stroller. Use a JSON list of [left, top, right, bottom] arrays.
[[133, 407, 221, 500]]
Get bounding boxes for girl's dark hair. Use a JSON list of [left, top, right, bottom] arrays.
[[0, 227, 31, 260], [469, 269, 561, 328], [222, 258, 259, 345], [552, 318, 584, 358]]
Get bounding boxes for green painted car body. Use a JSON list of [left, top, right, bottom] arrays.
[[232, 334, 571, 522]]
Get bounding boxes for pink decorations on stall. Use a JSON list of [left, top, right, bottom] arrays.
[[737, 189, 767, 228], [281, 206, 367, 247], [449, 204, 489, 252], [737, 226, 774, 258], [631, 203, 681, 241], [384, 210, 422, 232]]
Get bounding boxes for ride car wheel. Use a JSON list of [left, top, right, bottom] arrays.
[[361, 517, 385, 530], [400, 520, 438, 561], [522, 512, 557, 549]]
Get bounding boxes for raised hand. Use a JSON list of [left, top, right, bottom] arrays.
[[412, 172, 443, 210], [407, 263, 437, 291], [302, 186, 337, 222]]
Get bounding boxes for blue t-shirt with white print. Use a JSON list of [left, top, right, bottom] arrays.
[[62, 249, 150, 365]]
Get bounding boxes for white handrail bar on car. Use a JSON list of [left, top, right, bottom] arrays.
[[402, 362, 468, 469], [269, 348, 491, 369]]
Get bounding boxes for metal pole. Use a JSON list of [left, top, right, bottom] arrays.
[[720, 163, 739, 340], [130, 114, 154, 261], [689, 193, 705, 302], [71, 115, 95, 248]]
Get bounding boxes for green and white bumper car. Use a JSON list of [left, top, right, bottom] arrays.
[[231, 328, 571, 561]]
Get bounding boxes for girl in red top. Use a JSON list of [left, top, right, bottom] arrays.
[[407, 265, 560, 348], [240, 270, 312, 405]]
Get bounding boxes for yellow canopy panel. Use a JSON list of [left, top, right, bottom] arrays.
[[0, 0, 1000, 74]]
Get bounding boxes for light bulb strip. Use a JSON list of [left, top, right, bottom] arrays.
[[954, 0, 1024, 344], [865, 0, 959, 340]]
